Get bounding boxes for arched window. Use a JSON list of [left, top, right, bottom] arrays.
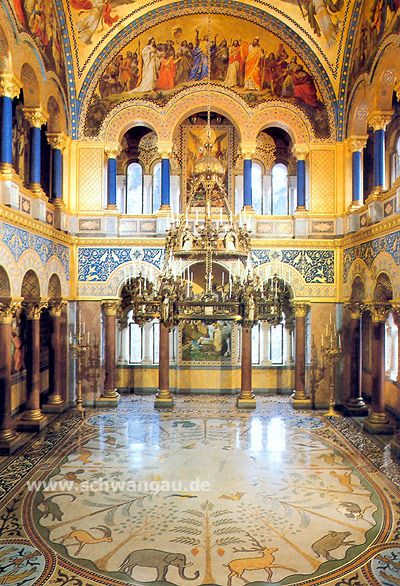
[[152, 161, 162, 213], [252, 161, 263, 215], [272, 163, 289, 215], [126, 162, 144, 214], [392, 133, 400, 184]]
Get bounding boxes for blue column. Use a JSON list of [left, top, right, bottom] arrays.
[[352, 150, 362, 204], [107, 157, 117, 208], [373, 128, 385, 189], [0, 96, 13, 170], [296, 159, 306, 209], [52, 148, 63, 200], [243, 158, 252, 207], [29, 125, 41, 188], [161, 157, 170, 207]]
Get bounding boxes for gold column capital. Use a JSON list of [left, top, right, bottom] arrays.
[[101, 299, 120, 316], [367, 111, 392, 132], [0, 73, 21, 99], [104, 143, 121, 159], [368, 302, 391, 323], [346, 136, 368, 153], [240, 143, 257, 159], [345, 301, 363, 320], [292, 144, 310, 160], [293, 302, 310, 318], [48, 299, 67, 318], [24, 300, 48, 320], [46, 132, 68, 151], [22, 107, 48, 128], [0, 300, 21, 324], [157, 142, 174, 159]]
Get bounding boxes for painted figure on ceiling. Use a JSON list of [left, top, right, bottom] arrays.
[[188, 29, 209, 81], [242, 38, 264, 91], [131, 37, 158, 93], [223, 40, 244, 88], [76, 0, 119, 45]]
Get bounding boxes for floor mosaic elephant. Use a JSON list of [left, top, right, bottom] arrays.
[[119, 549, 200, 581]]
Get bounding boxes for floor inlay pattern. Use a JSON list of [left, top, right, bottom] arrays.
[[0, 396, 399, 586]]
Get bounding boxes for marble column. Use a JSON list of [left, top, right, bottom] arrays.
[[364, 304, 394, 434], [292, 145, 309, 212], [117, 318, 129, 363], [161, 157, 171, 208], [344, 303, 368, 416], [285, 321, 295, 364], [367, 112, 392, 192], [155, 322, 173, 408], [291, 303, 311, 409], [237, 325, 256, 409], [260, 322, 271, 365], [43, 300, 67, 413], [347, 137, 367, 209], [18, 301, 48, 431], [142, 321, 153, 364], [47, 132, 67, 204], [105, 144, 120, 210], [98, 300, 120, 406], [0, 300, 23, 454], [0, 74, 21, 174], [23, 107, 48, 193], [243, 157, 253, 208]]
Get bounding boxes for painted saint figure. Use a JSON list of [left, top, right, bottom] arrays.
[[188, 29, 208, 81], [242, 38, 264, 91], [223, 40, 244, 88], [131, 37, 158, 93]]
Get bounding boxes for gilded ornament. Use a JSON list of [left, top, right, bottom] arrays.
[[22, 107, 48, 129], [24, 301, 48, 320], [292, 144, 310, 160], [46, 132, 68, 151], [48, 299, 67, 318], [0, 74, 21, 99], [367, 112, 392, 132], [101, 299, 120, 316], [0, 301, 21, 324], [104, 143, 122, 159], [293, 302, 310, 318]]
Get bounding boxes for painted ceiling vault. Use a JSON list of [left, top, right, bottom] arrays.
[[3, 0, 400, 138]]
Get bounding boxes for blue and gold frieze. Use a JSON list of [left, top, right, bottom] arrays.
[[253, 248, 335, 284], [0, 221, 70, 279], [343, 231, 400, 282], [78, 247, 165, 282]]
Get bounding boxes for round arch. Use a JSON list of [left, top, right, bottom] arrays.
[[48, 273, 62, 299], [20, 63, 41, 108], [21, 269, 41, 299], [0, 265, 11, 297], [346, 77, 369, 137]]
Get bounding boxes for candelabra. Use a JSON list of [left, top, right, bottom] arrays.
[[69, 319, 90, 419], [309, 335, 325, 410], [321, 317, 342, 417]]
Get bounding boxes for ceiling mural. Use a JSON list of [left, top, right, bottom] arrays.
[[10, 0, 68, 94], [61, 0, 355, 90], [83, 14, 331, 138], [348, 0, 400, 87]]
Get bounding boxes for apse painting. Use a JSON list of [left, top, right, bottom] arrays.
[[349, 0, 400, 85], [11, 0, 67, 91], [85, 14, 328, 137], [180, 320, 233, 364]]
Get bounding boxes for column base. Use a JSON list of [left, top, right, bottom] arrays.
[[237, 394, 256, 409], [158, 204, 172, 213], [343, 398, 369, 417], [294, 205, 307, 213], [290, 395, 312, 410], [17, 414, 49, 433], [154, 390, 174, 408], [29, 183, 45, 194], [42, 400, 68, 414], [390, 435, 400, 460], [363, 412, 394, 435], [106, 204, 118, 210], [0, 431, 29, 456], [96, 390, 120, 408], [0, 162, 14, 176], [348, 200, 363, 211]]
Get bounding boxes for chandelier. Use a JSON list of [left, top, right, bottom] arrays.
[[124, 14, 291, 328]]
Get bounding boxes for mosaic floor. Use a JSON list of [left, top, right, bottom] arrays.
[[1, 396, 400, 586]]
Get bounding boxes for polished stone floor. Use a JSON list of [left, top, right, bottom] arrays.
[[0, 395, 400, 586]]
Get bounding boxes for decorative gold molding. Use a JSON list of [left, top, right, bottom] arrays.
[[293, 302, 310, 318], [0, 73, 21, 99], [367, 111, 393, 132], [346, 136, 368, 153], [101, 299, 120, 316], [48, 299, 67, 318], [24, 300, 48, 320], [0, 300, 21, 324], [292, 144, 310, 160], [104, 143, 121, 159], [46, 132, 68, 151], [157, 142, 174, 159], [344, 301, 363, 320], [22, 107, 48, 128], [367, 303, 391, 323]]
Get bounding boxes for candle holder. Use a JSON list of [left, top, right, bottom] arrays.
[[321, 318, 342, 418], [309, 335, 325, 410], [69, 326, 90, 420]]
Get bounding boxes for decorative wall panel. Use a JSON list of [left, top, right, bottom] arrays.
[[310, 149, 336, 214], [78, 147, 104, 211]]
